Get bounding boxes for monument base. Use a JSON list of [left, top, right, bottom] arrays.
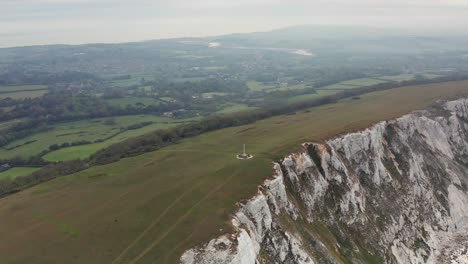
[[236, 154, 254, 160]]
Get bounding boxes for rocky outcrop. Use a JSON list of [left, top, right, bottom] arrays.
[[181, 98, 468, 264]]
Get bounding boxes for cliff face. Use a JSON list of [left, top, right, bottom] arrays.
[[181, 98, 468, 264]]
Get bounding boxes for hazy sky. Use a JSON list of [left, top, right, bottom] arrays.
[[1, 0, 468, 47]]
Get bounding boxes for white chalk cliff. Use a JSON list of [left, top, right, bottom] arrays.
[[181, 98, 468, 264]]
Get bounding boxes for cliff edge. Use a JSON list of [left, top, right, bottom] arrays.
[[181, 98, 468, 264]]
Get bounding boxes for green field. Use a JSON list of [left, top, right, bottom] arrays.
[[377, 74, 415, 81], [0, 84, 48, 100], [202, 66, 225, 71], [287, 90, 337, 103], [376, 73, 441, 82], [422, 73, 442, 79], [318, 74, 443, 91], [0, 106, 14, 113], [104, 97, 162, 107], [0, 167, 40, 180], [109, 74, 156, 88], [1, 81, 468, 264], [0, 85, 48, 93], [247, 81, 308, 92], [217, 103, 257, 114], [172, 77, 206, 83], [0, 115, 181, 160], [247, 81, 277, 92], [201, 92, 227, 98], [111, 79, 141, 87], [107, 72, 159, 88], [274, 83, 308, 92], [341, 78, 389, 86], [0, 90, 48, 99], [318, 83, 359, 90], [0, 119, 24, 131], [160, 97, 177, 102], [43, 121, 183, 161]]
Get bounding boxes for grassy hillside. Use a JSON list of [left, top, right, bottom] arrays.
[[1, 81, 468, 264]]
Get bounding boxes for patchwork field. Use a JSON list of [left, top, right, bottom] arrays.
[[0, 119, 24, 131], [317, 73, 442, 91], [287, 90, 337, 103], [247, 81, 308, 92], [0, 85, 48, 93], [0, 167, 40, 180], [42, 121, 183, 161], [377, 74, 416, 81], [216, 103, 258, 114], [1, 81, 468, 264], [340, 77, 388, 87], [0, 85, 49, 99], [201, 92, 227, 98], [104, 97, 162, 107], [423, 73, 442, 79], [109, 74, 155, 88], [0, 115, 192, 160], [318, 83, 359, 90], [0, 90, 48, 99]]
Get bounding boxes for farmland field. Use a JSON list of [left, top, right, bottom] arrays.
[[0, 167, 40, 180], [0, 119, 24, 131], [271, 83, 308, 91], [318, 83, 359, 90], [202, 92, 227, 98], [287, 90, 336, 103], [202, 66, 225, 71], [172, 77, 207, 82], [0, 89, 48, 99], [0, 85, 48, 93], [1, 81, 468, 264], [217, 103, 257, 114], [247, 81, 277, 92], [109, 74, 155, 88], [42, 121, 184, 161], [377, 74, 415, 81], [104, 97, 162, 107], [0, 115, 189, 160], [340, 77, 389, 86], [247, 81, 309, 92], [316, 73, 441, 91], [423, 73, 442, 79], [0, 84, 48, 100], [111, 78, 141, 87]]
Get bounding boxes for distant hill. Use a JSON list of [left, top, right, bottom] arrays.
[[208, 25, 468, 54]]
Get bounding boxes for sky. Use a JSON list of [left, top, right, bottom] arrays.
[[1, 0, 468, 48]]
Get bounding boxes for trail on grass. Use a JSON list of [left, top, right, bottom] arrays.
[[126, 168, 240, 264], [111, 168, 227, 264]]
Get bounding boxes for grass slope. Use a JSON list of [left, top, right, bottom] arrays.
[[1, 81, 468, 264]]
